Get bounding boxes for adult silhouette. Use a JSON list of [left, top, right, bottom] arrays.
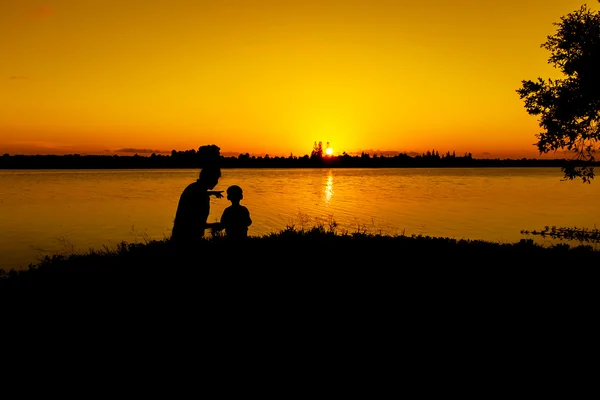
[[171, 166, 223, 254]]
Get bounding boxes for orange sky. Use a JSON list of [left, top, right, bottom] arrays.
[[1, 0, 598, 158]]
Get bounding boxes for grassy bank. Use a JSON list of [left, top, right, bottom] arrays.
[[3, 225, 598, 346], [2, 225, 598, 295]]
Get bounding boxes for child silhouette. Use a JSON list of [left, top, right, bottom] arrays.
[[215, 185, 252, 240]]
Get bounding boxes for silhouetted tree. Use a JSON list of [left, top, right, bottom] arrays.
[[517, 3, 600, 183], [310, 141, 323, 160]]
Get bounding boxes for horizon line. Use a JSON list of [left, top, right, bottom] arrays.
[[2, 151, 572, 161]]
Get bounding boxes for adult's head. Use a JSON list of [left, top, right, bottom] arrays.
[[199, 166, 221, 189]]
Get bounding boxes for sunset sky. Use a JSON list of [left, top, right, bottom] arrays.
[[1, 0, 598, 158]]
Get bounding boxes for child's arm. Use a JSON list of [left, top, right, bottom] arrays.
[[246, 208, 252, 226], [209, 208, 228, 232]]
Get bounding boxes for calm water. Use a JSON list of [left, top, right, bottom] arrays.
[[1, 167, 599, 269]]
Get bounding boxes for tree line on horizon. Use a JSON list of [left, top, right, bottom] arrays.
[[0, 145, 589, 169]]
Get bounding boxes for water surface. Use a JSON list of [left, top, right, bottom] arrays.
[[1, 167, 598, 269]]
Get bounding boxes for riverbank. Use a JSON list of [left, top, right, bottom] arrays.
[[2, 227, 598, 297]]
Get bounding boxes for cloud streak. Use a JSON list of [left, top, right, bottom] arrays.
[[29, 6, 55, 20], [114, 148, 171, 154]]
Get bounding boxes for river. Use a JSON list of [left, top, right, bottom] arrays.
[[1, 167, 598, 269]]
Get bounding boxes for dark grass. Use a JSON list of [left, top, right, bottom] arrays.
[[1, 226, 598, 299], [2, 226, 597, 360]]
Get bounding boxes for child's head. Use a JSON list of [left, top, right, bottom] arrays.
[[227, 185, 243, 202]]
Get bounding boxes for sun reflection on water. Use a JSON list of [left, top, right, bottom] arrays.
[[324, 170, 334, 204]]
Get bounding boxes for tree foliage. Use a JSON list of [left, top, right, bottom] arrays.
[[310, 141, 323, 160], [516, 3, 600, 183]]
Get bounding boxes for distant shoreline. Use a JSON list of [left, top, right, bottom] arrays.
[[1, 152, 591, 170], [0, 164, 576, 170]]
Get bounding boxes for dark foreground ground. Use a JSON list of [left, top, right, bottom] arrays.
[[2, 230, 598, 298], [2, 230, 597, 367]]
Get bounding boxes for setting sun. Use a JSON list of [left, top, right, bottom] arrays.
[[1, 0, 597, 159], [325, 148, 334, 156]]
